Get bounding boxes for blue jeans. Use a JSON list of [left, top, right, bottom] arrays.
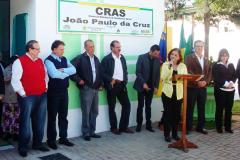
[[80, 86, 99, 137], [18, 93, 47, 152]]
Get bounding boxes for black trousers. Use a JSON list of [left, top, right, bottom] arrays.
[[47, 90, 68, 142], [136, 90, 154, 128], [161, 89, 182, 137], [159, 110, 165, 126], [214, 88, 234, 130], [107, 83, 131, 130], [186, 87, 207, 131]]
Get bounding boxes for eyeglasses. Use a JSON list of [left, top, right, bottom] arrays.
[[31, 48, 40, 51], [195, 46, 204, 48]]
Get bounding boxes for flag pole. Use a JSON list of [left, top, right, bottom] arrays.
[[164, 0, 168, 61], [180, 14, 186, 59], [165, 12, 168, 61], [191, 14, 195, 52]]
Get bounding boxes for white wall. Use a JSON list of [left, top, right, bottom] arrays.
[[10, 0, 37, 52], [35, 0, 61, 59], [34, 0, 164, 138]]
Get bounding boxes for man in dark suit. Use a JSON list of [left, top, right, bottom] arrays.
[[71, 39, 102, 141], [133, 45, 160, 132], [185, 40, 212, 134], [101, 40, 134, 135]]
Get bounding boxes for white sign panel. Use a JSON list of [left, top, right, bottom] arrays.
[[58, 0, 153, 35]]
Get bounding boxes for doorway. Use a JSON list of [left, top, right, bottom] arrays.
[[0, 0, 10, 65]]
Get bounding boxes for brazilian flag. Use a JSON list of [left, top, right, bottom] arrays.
[[179, 23, 186, 59], [185, 34, 193, 60]]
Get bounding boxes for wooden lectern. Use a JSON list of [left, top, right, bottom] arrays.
[[168, 74, 202, 152]]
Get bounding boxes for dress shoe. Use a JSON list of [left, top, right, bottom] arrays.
[[83, 136, 91, 141], [135, 126, 141, 132], [32, 145, 50, 152], [164, 136, 171, 142], [196, 128, 208, 135], [91, 134, 101, 138], [59, 138, 75, 146], [225, 129, 234, 133], [146, 127, 155, 132], [19, 151, 27, 157], [216, 128, 223, 133], [47, 140, 58, 150], [111, 129, 121, 135], [119, 128, 134, 134], [172, 135, 180, 141]]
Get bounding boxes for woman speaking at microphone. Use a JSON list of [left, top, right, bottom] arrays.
[[161, 48, 188, 142]]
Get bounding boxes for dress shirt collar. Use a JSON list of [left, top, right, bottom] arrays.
[[195, 53, 203, 60], [217, 61, 230, 67], [51, 53, 62, 62], [111, 52, 121, 59], [87, 52, 94, 59], [26, 53, 38, 61]]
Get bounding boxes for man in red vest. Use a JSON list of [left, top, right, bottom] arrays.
[[11, 40, 49, 157]]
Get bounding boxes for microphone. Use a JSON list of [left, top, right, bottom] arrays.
[[169, 62, 172, 69], [169, 56, 174, 69]]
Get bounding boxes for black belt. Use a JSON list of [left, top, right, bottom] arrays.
[[115, 80, 123, 84]]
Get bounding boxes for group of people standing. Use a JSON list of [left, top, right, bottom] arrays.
[[0, 39, 160, 158], [11, 40, 76, 157], [160, 40, 238, 143], [0, 39, 239, 157]]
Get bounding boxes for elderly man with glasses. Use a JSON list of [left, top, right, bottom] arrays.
[[11, 40, 49, 157]]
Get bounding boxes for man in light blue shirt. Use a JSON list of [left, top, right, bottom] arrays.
[[45, 40, 76, 150], [45, 52, 75, 79]]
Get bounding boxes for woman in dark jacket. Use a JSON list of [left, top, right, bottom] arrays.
[[212, 49, 236, 134]]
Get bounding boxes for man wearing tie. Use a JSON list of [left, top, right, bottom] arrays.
[[101, 40, 134, 135], [45, 40, 76, 149]]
